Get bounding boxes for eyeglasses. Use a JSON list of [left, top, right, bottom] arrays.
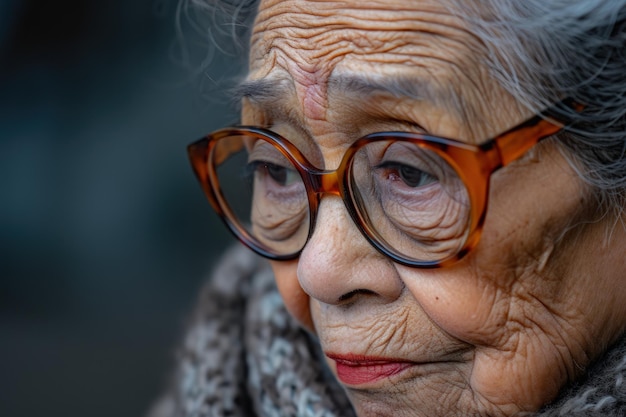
[[188, 99, 579, 268]]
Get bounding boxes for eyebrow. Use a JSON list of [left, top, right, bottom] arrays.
[[231, 72, 473, 127], [231, 76, 291, 105]]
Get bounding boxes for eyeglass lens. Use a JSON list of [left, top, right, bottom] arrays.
[[210, 133, 472, 264]]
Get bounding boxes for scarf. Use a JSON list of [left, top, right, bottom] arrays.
[[149, 245, 626, 417]]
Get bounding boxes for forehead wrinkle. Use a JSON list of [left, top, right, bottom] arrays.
[[247, 3, 501, 140]]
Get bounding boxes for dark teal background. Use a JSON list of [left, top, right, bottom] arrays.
[[0, 1, 240, 416]]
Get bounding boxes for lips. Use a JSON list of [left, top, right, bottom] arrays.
[[326, 354, 416, 386]]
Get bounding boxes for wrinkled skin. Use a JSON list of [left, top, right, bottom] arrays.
[[240, 0, 626, 415]]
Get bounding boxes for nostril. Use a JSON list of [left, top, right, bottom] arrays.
[[338, 288, 377, 303]]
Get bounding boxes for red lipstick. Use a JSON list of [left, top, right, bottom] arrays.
[[327, 354, 415, 385]]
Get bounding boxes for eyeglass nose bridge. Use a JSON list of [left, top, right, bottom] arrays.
[[304, 168, 365, 244], [308, 170, 342, 197], [304, 169, 347, 228]]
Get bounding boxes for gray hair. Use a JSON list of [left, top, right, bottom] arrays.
[[453, 0, 626, 214], [182, 0, 626, 212]]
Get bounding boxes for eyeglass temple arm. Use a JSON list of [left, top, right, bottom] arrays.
[[488, 98, 583, 167]]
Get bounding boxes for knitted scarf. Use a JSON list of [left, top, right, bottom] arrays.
[[149, 245, 626, 417]]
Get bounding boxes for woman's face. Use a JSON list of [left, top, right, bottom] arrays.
[[242, 0, 626, 415]]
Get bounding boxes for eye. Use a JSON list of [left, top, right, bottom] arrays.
[[265, 162, 299, 186], [376, 161, 437, 188], [247, 161, 300, 186]]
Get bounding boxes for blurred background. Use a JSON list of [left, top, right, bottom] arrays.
[[0, 1, 244, 416]]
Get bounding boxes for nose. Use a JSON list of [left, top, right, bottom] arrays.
[[296, 196, 405, 306]]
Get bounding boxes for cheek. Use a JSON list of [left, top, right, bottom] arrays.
[[270, 260, 316, 332], [400, 266, 507, 346]]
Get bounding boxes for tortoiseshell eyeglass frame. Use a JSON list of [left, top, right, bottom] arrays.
[[188, 98, 582, 268]]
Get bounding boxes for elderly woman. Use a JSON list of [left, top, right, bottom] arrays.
[[152, 0, 626, 416]]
